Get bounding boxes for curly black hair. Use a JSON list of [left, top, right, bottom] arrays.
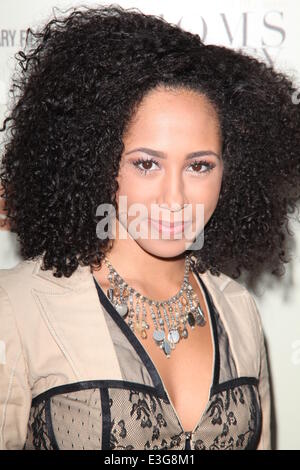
[[1, 3, 300, 286]]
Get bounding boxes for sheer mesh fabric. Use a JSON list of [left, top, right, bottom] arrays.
[[109, 388, 184, 450], [193, 383, 261, 450], [51, 388, 102, 450]]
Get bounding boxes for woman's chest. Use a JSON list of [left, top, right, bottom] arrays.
[[139, 318, 214, 432]]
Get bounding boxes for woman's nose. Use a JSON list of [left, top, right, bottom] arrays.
[[158, 171, 185, 211]]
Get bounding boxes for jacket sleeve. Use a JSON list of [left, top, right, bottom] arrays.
[[247, 292, 272, 450], [0, 284, 32, 450]]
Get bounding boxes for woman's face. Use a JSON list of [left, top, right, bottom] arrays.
[[115, 86, 223, 259]]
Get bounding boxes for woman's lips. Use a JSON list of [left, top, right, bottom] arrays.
[[150, 218, 192, 234]]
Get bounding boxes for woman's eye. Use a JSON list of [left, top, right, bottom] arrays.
[[132, 158, 160, 175], [187, 161, 216, 174]]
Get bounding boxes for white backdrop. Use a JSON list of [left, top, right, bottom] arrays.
[[0, 0, 299, 450]]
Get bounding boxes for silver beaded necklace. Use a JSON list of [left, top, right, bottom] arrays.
[[103, 254, 206, 358]]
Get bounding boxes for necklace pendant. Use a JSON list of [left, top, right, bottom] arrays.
[[181, 327, 189, 339], [153, 329, 165, 343], [115, 303, 128, 318], [122, 288, 129, 298], [141, 329, 147, 339], [187, 312, 196, 328], [195, 306, 206, 327], [177, 325, 183, 338], [167, 329, 180, 344], [196, 317, 206, 327], [107, 288, 114, 302], [113, 287, 120, 296], [162, 339, 171, 357], [136, 320, 147, 340]]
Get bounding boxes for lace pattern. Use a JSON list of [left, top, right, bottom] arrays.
[[24, 380, 260, 450], [23, 399, 55, 450]]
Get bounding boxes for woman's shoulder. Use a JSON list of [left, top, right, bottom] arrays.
[[0, 258, 36, 297], [0, 257, 46, 297], [0, 257, 36, 278], [0, 255, 91, 292], [0, 259, 44, 327], [0, 256, 87, 328]]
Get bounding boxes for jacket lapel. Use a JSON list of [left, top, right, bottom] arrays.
[[202, 271, 260, 377], [31, 257, 123, 381]]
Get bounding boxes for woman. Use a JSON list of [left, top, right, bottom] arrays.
[[0, 5, 299, 451]]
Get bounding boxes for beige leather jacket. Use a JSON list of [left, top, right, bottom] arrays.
[[0, 257, 271, 450]]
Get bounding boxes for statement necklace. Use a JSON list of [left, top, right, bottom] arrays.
[[103, 254, 206, 358]]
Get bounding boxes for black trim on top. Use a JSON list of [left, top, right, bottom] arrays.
[[210, 376, 259, 397], [31, 379, 165, 407], [100, 388, 111, 450], [191, 267, 220, 388], [30, 375, 260, 408]]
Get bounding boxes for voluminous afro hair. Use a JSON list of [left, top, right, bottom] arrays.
[[1, 4, 300, 285]]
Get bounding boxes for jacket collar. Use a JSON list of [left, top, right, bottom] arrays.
[[32, 255, 93, 292]]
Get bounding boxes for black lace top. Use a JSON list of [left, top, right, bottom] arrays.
[[23, 270, 262, 450]]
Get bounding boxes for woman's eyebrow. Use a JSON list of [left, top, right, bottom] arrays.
[[124, 147, 220, 160]]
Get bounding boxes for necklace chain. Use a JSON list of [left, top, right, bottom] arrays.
[[103, 254, 206, 358]]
